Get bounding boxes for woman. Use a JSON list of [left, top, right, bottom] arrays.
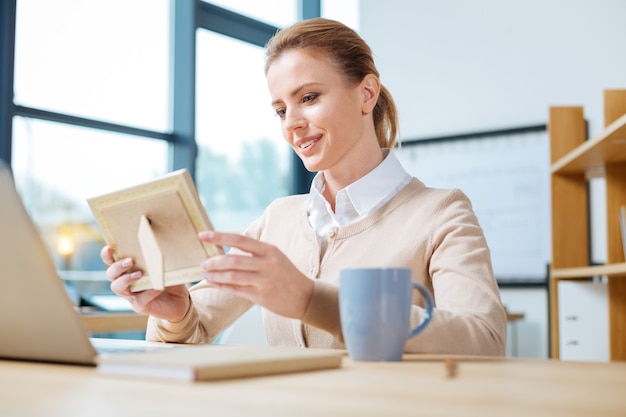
[[103, 18, 507, 355]]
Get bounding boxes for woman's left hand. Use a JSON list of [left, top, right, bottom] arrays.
[[198, 231, 314, 319]]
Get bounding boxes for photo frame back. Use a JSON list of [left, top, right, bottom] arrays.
[[88, 169, 222, 292]]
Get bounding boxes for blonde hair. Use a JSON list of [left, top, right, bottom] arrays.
[[265, 18, 399, 148]]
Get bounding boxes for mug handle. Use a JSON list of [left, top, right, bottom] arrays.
[[408, 282, 434, 338]]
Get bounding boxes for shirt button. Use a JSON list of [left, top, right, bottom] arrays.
[[328, 229, 336, 238]]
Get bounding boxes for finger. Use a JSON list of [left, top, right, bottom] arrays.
[[202, 269, 262, 288], [204, 279, 259, 297], [199, 231, 269, 256], [106, 257, 135, 282], [201, 253, 260, 273], [110, 270, 143, 295], [100, 246, 116, 266]]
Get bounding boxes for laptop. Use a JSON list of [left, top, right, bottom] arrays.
[[0, 161, 159, 365]]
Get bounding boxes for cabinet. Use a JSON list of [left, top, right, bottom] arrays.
[[558, 281, 608, 361], [549, 89, 626, 361]]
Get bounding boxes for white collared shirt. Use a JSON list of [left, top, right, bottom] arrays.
[[307, 149, 412, 247]]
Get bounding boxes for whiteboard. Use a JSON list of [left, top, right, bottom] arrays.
[[395, 129, 550, 282]]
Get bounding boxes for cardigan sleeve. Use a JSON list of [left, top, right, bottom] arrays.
[[300, 280, 343, 343], [405, 189, 507, 356], [146, 284, 254, 344]]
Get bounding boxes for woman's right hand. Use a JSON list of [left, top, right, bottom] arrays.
[[100, 246, 191, 322]]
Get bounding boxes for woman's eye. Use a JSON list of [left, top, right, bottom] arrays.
[[302, 93, 318, 103], [274, 108, 286, 118]]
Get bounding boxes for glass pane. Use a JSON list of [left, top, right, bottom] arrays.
[[14, 0, 170, 132], [204, 0, 297, 27], [11, 116, 169, 275], [196, 30, 291, 233]]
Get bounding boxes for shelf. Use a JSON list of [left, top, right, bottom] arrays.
[[551, 113, 626, 175], [549, 90, 626, 361], [551, 262, 626, 279]]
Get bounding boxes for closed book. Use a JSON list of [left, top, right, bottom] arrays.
[[97, 345, 343, 382]]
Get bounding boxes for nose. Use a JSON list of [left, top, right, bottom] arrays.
[[283, 108, 306, 134]]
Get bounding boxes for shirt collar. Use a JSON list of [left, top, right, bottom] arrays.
[[343, 149, 409, 216], [308, 148, 411, 220]]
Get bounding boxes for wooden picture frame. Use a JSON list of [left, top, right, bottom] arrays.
[[88, 169, 222, 292]]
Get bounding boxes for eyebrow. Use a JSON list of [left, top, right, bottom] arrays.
[[271, 83, 321, 107]]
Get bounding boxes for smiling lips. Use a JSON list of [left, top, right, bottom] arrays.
[[297, 135, 321, 151], [300, 139, 316, 150]]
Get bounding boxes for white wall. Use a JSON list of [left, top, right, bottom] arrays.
[[358, 0, 626, 358], [359, 0, 626, 139]]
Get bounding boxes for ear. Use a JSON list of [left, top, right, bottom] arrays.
[[360, 74, 381, 115]]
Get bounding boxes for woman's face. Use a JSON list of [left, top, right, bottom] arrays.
[[266, 49, 375, 174]]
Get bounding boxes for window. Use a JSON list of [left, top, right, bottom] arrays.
[[195, 30, 290, 232], [14, 0, 169, 131], [11, 0, 170, 274], [12, 117, 169, 271]]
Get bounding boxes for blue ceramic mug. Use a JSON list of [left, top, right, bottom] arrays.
[[339, 267, 434, 361]]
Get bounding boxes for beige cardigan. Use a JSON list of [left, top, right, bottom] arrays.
[[147, 178, 507, 356]]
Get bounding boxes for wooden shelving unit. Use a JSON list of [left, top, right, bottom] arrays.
[[549, 89, 626, 360]]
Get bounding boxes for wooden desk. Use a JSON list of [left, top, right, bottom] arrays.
[[506, 311, 525, 322], [1, 352, 624, 417]]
